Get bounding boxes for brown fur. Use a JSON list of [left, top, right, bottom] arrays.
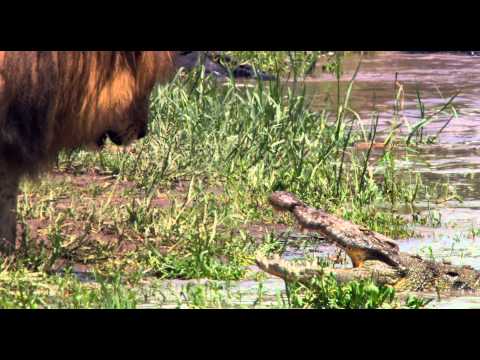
[[0, 51, 178, 252], [0, 51, 178, 177]]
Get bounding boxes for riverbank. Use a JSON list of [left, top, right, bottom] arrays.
[[2, 52, 479, 308]]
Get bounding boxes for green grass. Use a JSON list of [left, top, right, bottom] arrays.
[[2, 52, 457, 308], [0, 269, 138, 309], [284, 274, 431, 309]]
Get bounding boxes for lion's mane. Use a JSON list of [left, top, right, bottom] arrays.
[[0, 51, 177, 177]]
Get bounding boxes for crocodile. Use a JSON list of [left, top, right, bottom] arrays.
[[257, 191, 480, 293]]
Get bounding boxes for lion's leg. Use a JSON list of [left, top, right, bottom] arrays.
[[0, 170, 20, 254]]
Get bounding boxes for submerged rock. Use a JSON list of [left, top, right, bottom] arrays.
[[174, 51, 275, 80]]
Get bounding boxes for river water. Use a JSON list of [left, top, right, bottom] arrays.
[[309, 52, 480, 308], [308, 51, 480, 143]]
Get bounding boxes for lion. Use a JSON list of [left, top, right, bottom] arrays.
[[0, 51, 179, 253]]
